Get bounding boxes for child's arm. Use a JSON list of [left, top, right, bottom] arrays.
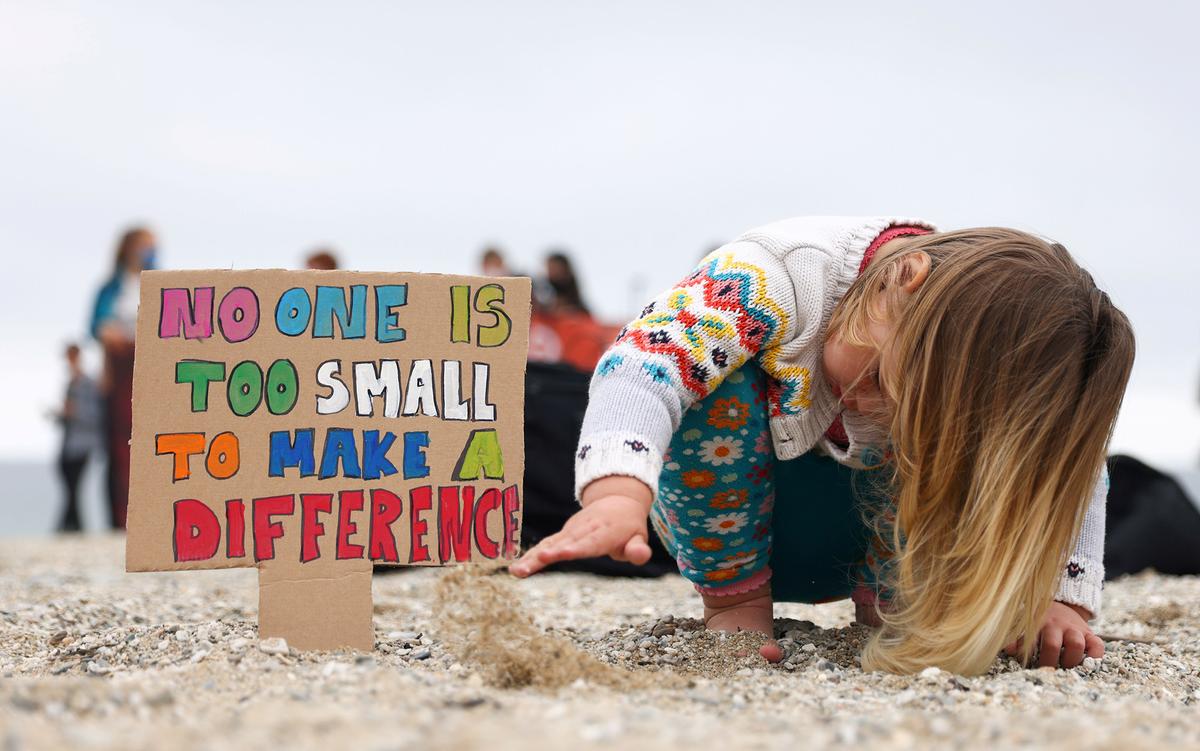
[[514, 242, 806, 575], [571, 241, 802, 503], [1053, 466, 1107, 617]]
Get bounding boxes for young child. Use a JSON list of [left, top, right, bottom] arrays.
[[511, 217, 1134, 676]]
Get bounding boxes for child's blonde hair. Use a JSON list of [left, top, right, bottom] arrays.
[[828, 228, 1135, 675]]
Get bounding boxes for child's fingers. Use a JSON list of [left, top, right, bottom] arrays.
[[538, 525, 620, 565], [508, 559, 539, 578], [1084, 632, 1105, 659], [510, 530, 573, 576], [509, 545, 550, 578], [1060, 629, 1087, 668], [1038, 626, 1064, 668], [510, 541, 560, 577], [556, 529, 615, 560], [538, 525, 600, 558], [1003, 638, 1022, 656], [620, 535, 652, 565], [528, 531, 570, 559]]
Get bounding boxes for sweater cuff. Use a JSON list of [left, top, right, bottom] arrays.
[[573, 432, 663, 503], [1054, 557, 1104, 618]]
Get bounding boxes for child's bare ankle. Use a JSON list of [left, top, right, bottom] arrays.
[[701, 580, 772, 612], [701, 581, 773, 629], [700, 581, 781, 663]]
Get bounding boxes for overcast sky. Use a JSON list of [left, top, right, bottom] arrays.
[[1, 1, 1197, 467]]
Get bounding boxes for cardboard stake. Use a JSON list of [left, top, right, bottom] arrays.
[[258, 559, 374, 651]]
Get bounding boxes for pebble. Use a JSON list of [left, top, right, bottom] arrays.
[[258, 638, 289, 656], [140, 686, 171, 705], [837, 724, 859, 744], [321, 662, 348, 677], [411, 648, 432, 660]]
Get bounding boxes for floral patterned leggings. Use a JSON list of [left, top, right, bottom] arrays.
[[650, 363, 892, 604]]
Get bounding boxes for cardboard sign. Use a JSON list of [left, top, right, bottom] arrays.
[[126, 270, 531, 650]]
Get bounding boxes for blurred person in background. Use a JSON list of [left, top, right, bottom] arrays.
[[305, 247, 340, 270], [479, 246, 511, 276], [51, 343, 102, 533], [528, 249, 618, 373], [544, 251, 589, 315], [90, 226, 157, 530]]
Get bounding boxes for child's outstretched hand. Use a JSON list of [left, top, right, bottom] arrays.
[[1005, 601, 1104, 669], [510, 494, 652, 577]]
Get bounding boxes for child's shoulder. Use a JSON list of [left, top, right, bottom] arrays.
[[734, 215, 935, 257]]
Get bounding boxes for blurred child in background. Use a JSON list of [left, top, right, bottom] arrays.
[[52, 343, 102, 532]]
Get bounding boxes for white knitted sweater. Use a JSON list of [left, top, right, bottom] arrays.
[[576, 215, 1106, 615]]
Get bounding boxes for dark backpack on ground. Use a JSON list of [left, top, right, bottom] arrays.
[[1105, 454, 1200, 579]]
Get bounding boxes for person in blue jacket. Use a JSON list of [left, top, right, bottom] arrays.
[[89, 226, 157, 529]]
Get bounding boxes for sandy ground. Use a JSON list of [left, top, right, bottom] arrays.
[[2, 536, 1199, 751]]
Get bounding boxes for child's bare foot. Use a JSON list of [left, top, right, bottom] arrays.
[[701, 583, 782, 663]]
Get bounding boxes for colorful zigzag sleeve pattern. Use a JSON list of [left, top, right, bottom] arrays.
[[574, 241, 801, 501]]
